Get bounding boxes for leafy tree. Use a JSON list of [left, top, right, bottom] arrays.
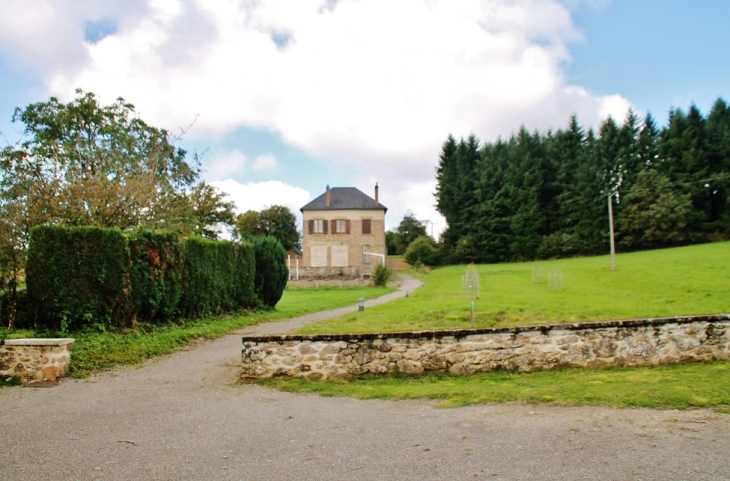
[[0, 89, 221, 326], [234, 205, 300, 251], [619, 170, 693, 249], [1, 89, 199, 230], [404, 235, 439, 266], [392, 211, 429, 255], [385, 230, 398, 255], [184, 183, 236, 240], [235, 211, 259, 238]]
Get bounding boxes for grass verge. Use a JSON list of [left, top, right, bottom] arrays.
[[256, 361, 730, 411], [299, 242, 730, 334], [0, 285, 394, 380]]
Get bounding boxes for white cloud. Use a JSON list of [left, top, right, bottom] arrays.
[[252, 153, 278, 171], [202, 149, 247, 181], [354, 177, 445, 239], [2, 0, 633, 227], [37, 1, 631, 164], [210, 179, 311, 227]]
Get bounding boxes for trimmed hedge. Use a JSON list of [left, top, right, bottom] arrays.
[[25, 227, 259, 331], [26, 226, 133, 331], [178, 238, 256, 318], [253, 236, 288, 308], [128, 230, 185, 322]]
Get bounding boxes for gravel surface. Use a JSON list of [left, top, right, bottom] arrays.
[[1, 276, 729, 480]]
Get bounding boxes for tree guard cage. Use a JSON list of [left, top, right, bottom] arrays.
[[462, 264, 480, 300]]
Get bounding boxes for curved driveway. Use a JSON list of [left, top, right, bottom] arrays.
[[1, 275, 729, 480]]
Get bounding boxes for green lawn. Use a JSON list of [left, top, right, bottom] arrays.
[[1, 285, 394, 378], [298, 242, 730, 334], [258, 361, 730, 411]]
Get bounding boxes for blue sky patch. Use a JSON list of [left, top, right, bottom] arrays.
[[83, 19, 117, 44]]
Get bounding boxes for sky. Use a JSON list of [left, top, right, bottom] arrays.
[[1, 0, 728, 237]]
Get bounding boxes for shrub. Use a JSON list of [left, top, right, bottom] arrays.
[[404, 235, 440, 266], [537, 233, 581, 259], [371, 263, 392, 287], [26, 226, 133, 331], [253, 236, 288, 308]]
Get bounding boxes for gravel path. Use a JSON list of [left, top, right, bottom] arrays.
[[1, 275, 729, 480]]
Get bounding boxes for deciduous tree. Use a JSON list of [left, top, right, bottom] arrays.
[[234, 205, 300, 251]]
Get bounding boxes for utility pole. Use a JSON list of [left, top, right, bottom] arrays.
[[608, 193, 616, 271]]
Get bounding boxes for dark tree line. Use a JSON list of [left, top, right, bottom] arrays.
[[435, 99, 730, 264]]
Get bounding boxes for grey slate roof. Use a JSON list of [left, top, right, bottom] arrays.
[[301, 187, 387, 212]]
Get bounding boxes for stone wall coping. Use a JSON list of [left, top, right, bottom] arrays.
[[243, 313, 730, 344], [2, 338, 75, 346]]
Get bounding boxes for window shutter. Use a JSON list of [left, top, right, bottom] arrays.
[[331, 220, 336, 234], [308, 220, 314, 234], [362, 219, 371, 234], [346, 219, 351, 234], [323, 220, 328, 234]]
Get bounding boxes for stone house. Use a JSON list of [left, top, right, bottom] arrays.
[[299, 185, 387, 279]]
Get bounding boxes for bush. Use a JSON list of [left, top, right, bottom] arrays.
[[253, 236, 288, 308], [128, 230, 185, 322], [404, 235, 440, 266], [26, 226, 133, 331], [371, 263, 393, 287], [537, 233, 581, 259]]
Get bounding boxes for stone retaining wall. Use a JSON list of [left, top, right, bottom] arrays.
[[292, 266, 368, 281], [241, 314, 730, 380], [0, 339, 75, 382]]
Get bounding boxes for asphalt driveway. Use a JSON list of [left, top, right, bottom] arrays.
[[1, 276, 729, 480]]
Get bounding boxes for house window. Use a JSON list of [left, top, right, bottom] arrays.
[[363, 245, 371, 264], [309, 219, 327, 234], [362, 219, 372, 234], [331, 219, 350, 234]]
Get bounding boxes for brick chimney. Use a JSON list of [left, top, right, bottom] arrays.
[[325, 185, 331, 207], [375, 183, 379, 206]]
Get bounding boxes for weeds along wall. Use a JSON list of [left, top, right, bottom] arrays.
[[25, 226, 259, 331]]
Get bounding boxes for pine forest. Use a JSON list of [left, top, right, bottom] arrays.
[[435, 99, 730, 264]]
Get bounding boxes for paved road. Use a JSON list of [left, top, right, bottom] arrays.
[[1, 275, 729, 480]]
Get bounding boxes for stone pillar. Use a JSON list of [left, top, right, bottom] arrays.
[[0, 338, 75, 382]]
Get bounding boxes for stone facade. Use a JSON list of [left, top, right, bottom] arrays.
[[241, 314, 730, 381], [0, 338, 74, 382], [301, 186, 387, 277], [292, 266, 365, 281]]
